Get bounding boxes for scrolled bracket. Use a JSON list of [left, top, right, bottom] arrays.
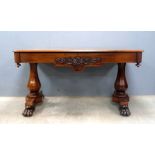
[[16, 63, 21, 68], [136, 53, 142, 67], [136, 62, 141, 67]]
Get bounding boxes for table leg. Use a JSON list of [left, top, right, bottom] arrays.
[[23, 63, 44, 117], [112, 63, 131, 116]]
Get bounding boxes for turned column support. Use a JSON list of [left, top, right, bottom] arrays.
[[112, 63, 130, 116], [23, 63, 44, 117]]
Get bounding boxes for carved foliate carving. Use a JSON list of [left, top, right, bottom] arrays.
[[56, 57, 102, 65], [55, 57, 102, 71]]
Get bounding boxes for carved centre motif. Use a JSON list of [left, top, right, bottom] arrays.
[[55, 57, 102, 65]]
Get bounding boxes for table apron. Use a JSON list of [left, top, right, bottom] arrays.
[[14, 52, 141, 64]]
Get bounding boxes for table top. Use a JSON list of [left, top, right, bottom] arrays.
[[14, 49, 143, 53], [14, 49, 143, 68]]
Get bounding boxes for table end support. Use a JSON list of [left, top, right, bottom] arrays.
[[23, 63, 44, 117], [112, 63, 131, 116]]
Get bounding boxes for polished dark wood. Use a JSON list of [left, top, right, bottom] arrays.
[[14, 49, 143, 117], [112, 63, 130, 116], [23, 63, 44, 117]]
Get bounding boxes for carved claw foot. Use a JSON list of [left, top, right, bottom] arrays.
[[119, 105, 131, 116], [22, 106, 35, 117]]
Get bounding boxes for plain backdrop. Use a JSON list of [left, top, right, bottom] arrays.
[[0, 31, 154, 96]]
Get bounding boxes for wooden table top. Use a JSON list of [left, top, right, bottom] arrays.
[[14, 49, 143, 53]]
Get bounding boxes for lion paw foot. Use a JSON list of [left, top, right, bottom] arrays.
[[22, 106, 35, 117], [119, 105, 131, 116]]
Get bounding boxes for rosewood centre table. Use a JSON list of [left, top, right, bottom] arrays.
[[14, 49, 143, 117]]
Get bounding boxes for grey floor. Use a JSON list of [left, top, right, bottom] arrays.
[[0, 96, 155, 124]]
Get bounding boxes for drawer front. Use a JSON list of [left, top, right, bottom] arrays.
[[17, 52, 138, 64], [14, 52, 140, 71]]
